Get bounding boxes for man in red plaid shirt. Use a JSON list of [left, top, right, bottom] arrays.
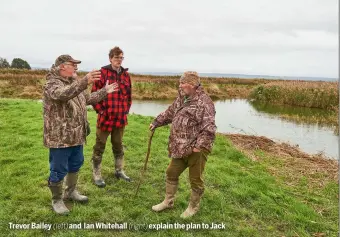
[[91, 46, 132, 187]]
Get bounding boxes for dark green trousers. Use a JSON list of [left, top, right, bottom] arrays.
[[92, 127, 125, 165]]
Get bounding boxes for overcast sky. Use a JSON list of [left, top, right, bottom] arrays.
[[0, 0, 338, 77]]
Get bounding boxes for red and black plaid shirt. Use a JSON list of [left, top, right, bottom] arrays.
[[91, 65, 132, 131]]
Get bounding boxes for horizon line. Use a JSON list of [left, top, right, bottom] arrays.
[[29, 67, 337, 80]]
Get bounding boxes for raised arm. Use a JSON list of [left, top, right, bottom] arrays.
[[85, 80, 118, 105], [152, 97, 181, 128], [44, 76, 88, 102], [84, 88, 107, 105]]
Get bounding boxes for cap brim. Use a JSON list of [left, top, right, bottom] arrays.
[[69, 59, 81, 64]]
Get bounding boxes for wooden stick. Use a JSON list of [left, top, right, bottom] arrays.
[[134, 129, 155, 197]]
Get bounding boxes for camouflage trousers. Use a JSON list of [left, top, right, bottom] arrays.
[[166, 151, 208, 195], [92, 127, 125, 170]]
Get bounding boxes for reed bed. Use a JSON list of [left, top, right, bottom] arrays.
[[250, 81, 338, 111]]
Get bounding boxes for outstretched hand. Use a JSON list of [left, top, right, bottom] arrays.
[[86, 70, 101, 85], [105, 81, 119, 93]]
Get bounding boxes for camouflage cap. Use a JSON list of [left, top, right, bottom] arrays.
[[180, 71, 200, 86], [55, 54, 81, 67]]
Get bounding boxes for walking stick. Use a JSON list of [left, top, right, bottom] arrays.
[[134, 129, 155, 197]]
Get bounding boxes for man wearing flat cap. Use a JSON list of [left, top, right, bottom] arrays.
[[150, 71, 217, 218], [43, 54, 118, 215]]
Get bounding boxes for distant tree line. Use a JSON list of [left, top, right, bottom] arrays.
[[0, 57, 31, 69]]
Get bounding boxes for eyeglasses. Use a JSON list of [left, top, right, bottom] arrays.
[[63, 62, 78, 67], [113, 56, 124, 60]]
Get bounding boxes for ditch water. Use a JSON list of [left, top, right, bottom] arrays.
[[129, 99, 338, 159]]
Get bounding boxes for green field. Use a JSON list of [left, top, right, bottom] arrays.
[[0, 99, 338, 237]]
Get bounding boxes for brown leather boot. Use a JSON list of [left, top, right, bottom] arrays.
[[152, 182, 178, 212], [180, 189, 202, 218]]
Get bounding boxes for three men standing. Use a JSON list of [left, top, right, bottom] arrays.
[[43, 51, 215, 219]]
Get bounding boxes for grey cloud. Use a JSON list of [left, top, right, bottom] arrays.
[[0, 0, 337, 77]]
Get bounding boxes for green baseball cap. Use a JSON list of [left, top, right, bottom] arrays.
[[55, 54, 81, 67]]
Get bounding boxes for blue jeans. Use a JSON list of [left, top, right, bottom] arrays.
[[49, 145, 84, 183]]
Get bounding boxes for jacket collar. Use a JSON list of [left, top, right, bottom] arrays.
[[102, 64, 129, 73]]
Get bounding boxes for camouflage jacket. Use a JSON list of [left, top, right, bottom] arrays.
[[43, 66, 108, 148], [152, 86, 217, 159]]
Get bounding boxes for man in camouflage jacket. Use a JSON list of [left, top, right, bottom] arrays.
[[43, 54, 117, 215], [150, 71, 217, 218]]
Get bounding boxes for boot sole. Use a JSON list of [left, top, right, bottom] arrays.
[[52, 208, 70, 215], [114, 173, 132, 182], [63, 198, 89, 204], [152, 206, 174, 212], [94, 180, 106, 188], [180, 214, 196, 219]]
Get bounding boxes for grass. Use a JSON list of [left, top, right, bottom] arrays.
[[0, 99, 338, 237]]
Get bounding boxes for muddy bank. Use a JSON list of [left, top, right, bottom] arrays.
[[224, 133, 338, 186]]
